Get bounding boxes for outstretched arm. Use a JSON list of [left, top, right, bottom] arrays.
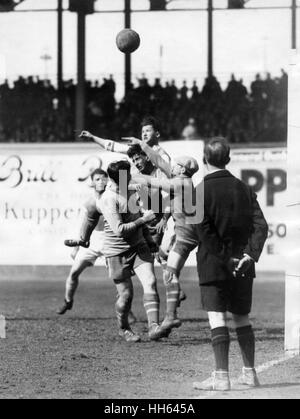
[[131, 173, 179, 194], [79, 130, 129, 154]]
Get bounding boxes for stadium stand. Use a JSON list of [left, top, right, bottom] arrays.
[[0, 71, 287, 143]]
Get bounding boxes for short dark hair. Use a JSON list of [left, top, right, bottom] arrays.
[[127, 144, 147, 159], [90, 168, 108, 180], [107, 160, 131, 185], [203, 137, 230, 168], [141, 115, 161, 132]]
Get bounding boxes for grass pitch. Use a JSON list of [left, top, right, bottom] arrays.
[[0, 266, 294, 399]]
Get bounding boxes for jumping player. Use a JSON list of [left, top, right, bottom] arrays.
[[97, 160, 169, 343], [127, 143, 171, 247], [80, 119, 180, 279], [129, 138, 202, 332], [57, 169, 108, 315], [126, 143, 187, 305]]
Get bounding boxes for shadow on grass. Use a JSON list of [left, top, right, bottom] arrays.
[[258, 328, 284, 335], [163, 337, 212, 346], [228, 382, 300, 393], [258, 382, 300, 390]]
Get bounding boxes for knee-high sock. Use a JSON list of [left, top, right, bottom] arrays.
[[143, 293, 160, 326], [211, 327, 230, 371], [165, 282, 180, 319], [65, 276, 79, 302], [236, 325, 255, 368], [164, 268, 180, 319]]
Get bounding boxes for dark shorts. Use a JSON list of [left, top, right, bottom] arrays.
[[172, 240, 197, 260], [148, 226, 164, 247], [106, 243, 153, 284], [200, 277, 254, 315]]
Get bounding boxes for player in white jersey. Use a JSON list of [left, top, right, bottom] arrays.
[[79, 115, 171, 170], [57, 169, 108, 315]]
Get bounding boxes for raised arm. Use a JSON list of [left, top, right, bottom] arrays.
[[79, 131, 129, 154], [140, 142, 172, 178], [122, 136, 172, 178], [131, 173, 178, 194], [79, 198, 101, 242]]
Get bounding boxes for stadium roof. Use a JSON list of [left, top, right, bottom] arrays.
[[8, 0, 296, 13]]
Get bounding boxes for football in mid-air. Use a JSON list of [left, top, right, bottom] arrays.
[[116, 29, 141, 54]]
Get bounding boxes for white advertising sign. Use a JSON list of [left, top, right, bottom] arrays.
[[157, 141, 287, 271], [0, 143, 124, 265], [0, 141, 286, 269], [229, 147, 287, 270]]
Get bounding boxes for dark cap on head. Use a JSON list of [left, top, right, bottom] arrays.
[[203, 137, 230, 168], [127, 144, 147, 159]]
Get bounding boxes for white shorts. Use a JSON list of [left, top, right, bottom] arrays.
[[76, 231, 105, 266], [76, 247, 103, 265]]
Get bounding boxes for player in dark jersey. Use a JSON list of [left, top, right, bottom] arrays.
[[127, 144, 189, 307], [129, 139, 202, 332], [127, 143, 170, 247]]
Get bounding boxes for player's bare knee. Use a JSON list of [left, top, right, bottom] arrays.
[[149, 280, 157, 292], [142, 277, 157, 294], [142, 269, 156, 285]]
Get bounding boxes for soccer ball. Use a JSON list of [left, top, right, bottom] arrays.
[[116, 29, 141, 54]]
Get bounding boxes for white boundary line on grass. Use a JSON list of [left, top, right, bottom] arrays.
[[254, 353, 298, 374], [195, 353, 298, 399]]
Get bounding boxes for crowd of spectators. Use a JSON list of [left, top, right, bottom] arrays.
[[0, 70, 287, 143]]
